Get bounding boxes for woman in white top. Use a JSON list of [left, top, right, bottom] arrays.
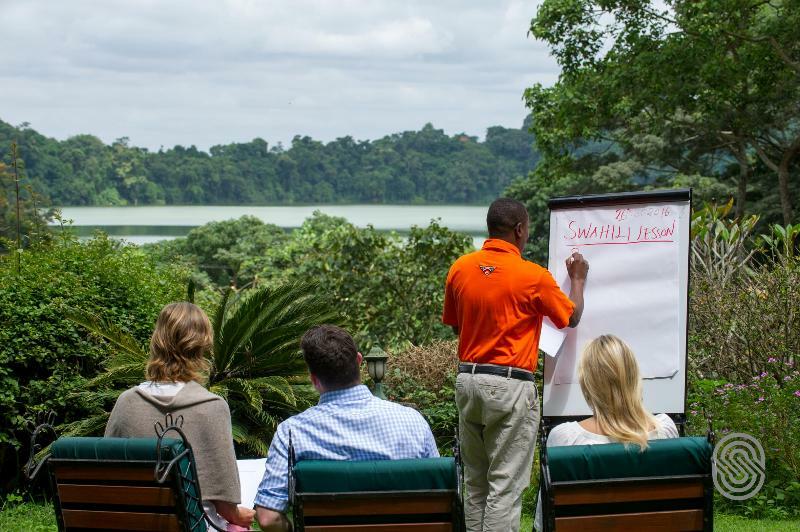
[[534, 334, 679, 530]]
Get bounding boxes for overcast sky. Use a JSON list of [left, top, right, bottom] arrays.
[[0, 0, 558, 151]]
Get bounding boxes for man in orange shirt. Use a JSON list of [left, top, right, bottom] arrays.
[[443, 198, 588, 532]]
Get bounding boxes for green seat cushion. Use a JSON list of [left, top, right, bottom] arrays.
[[547, 436, 712, 482], [294, 458, 457, 493], [51, 437, 185, 461]]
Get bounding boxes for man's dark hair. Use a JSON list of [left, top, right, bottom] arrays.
[[487, 197, 529, 237], [300, 324, 360, 389]]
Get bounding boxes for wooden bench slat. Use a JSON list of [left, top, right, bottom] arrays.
[[305, 524, 452, 532], [554, 479, 704, 505], [302, 494, 453, 517], [58, 484, 175, 507], [61, 509, 181, 531], [55, 465, 157, 482], [554, 509, 704, 531]]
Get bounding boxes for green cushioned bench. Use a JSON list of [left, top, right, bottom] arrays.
[[25, 415, 250, 532], [291, 458, 464, 532], [540, 436, 714, 532], [46, 436, 207, 532]]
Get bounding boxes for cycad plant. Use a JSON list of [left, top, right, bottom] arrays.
[[64, 282, 341, 456]]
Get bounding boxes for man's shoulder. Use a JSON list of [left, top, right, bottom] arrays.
[[450, 249, 483, 270]]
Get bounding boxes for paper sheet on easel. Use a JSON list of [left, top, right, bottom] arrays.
[[540, 317, 567, 357], [237, 458, 267, 508]]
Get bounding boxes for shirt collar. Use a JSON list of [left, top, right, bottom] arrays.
[[482, 238, 521, 257], [319, 384, 374, 405]]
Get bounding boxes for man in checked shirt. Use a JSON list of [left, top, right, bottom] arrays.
[[254, 325, 439, 531]]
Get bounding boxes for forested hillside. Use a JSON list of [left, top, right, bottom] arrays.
[[0, 118, 538, 206]]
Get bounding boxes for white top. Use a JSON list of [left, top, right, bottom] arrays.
[[546, 413, 679, 446], [137, 381, 186, 397], [534, 413, 679, 531]]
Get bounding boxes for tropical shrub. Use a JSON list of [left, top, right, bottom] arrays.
[[0, 235, 186, 493], [67, 282, 342, 456], [689, 218, 799, 383]]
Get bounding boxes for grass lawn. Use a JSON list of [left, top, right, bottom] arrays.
[[3, 502, 799, 531]]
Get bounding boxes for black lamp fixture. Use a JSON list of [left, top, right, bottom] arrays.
[[364, 346, 388, 399]]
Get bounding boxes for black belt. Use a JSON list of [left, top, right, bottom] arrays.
[[458, 363, 535, 382]]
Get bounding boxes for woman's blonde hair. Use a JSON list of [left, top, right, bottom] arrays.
[[146, 302, 212, 383], [578, 335, 657, 450]]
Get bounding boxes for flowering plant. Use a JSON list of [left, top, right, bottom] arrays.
[[688, 358, 800, 517]]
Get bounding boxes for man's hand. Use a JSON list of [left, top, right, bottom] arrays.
[[256, 506, 292, 532], [566, 252, 589, 327], [566, 252, 589, 282]]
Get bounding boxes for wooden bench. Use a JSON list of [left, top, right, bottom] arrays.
[[290, 458, 465, 532], [539, 436, 714, 531], [25, 414, 250, 532]]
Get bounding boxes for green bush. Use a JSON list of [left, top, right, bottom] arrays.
[[0, 235, 187, 493], [687, 360, 800, 518], [384, 341, 460, 452]]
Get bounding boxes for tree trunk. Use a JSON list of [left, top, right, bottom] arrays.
[[777, 162, 794, 224], [777, 136, 800, 225], [733, 144, 749, 220]]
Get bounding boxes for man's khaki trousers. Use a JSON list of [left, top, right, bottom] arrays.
[[455, 371, 540, 532]]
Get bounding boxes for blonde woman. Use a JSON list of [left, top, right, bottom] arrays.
[[534, 335, 678, 530], [105, 302, 255, 529], [548, 334, 678, 446]]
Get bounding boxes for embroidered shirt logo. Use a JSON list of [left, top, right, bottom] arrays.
[[479, 265, 496, 276]]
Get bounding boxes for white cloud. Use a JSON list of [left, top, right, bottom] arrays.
[[0, 0, 558, 150]]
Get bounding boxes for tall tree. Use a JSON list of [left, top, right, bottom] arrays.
[[526, 0, 800, 222]]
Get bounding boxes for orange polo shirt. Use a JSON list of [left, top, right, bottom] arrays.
[[442, 239, 575, 372]]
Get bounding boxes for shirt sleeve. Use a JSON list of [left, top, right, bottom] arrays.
[[422, 423, 440, 458], [442, 266, 458, 327], [532, 270, 575, 329], [254, 422, 291, 513], [655, 414, 680, 439]]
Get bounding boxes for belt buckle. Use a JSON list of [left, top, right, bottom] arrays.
[[506, 366, 512, 380]]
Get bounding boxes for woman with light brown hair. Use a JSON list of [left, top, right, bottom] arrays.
[[105, 302, 255, 529], [534, 334, 678, 530]]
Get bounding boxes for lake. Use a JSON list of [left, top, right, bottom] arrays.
[[55, 205, 490, 247]]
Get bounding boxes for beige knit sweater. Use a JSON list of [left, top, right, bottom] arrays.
[[104, 381, 241, 503]]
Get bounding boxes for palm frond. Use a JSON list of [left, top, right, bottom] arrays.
[[66, 308, 148, 360], [221, 378, 266, 413], [212, 288, 233, 361], [60, 412, 111, 438]]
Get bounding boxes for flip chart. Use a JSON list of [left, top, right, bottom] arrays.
[[542, 190, 690, 417]]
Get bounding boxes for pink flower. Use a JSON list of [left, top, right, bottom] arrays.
[[757, 396, 765, 402], [794, 390, 800, 398], [760, 372, 768, 378], [785, 376, 792, 382], [691, 410, 698, 415], [768, 357, 777, 363]]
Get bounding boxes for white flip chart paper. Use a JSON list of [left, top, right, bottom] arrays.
[[540, 318, 568, 358], [550, 202, 684, 383]]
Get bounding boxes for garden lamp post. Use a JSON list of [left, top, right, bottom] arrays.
[[364, 346, 388, 400]]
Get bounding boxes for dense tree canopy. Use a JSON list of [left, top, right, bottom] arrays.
[[508, 0, 799, 262], [0, 119, 539, 206]]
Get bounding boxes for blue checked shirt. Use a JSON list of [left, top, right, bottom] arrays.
[[254, 384, 439, 512]]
